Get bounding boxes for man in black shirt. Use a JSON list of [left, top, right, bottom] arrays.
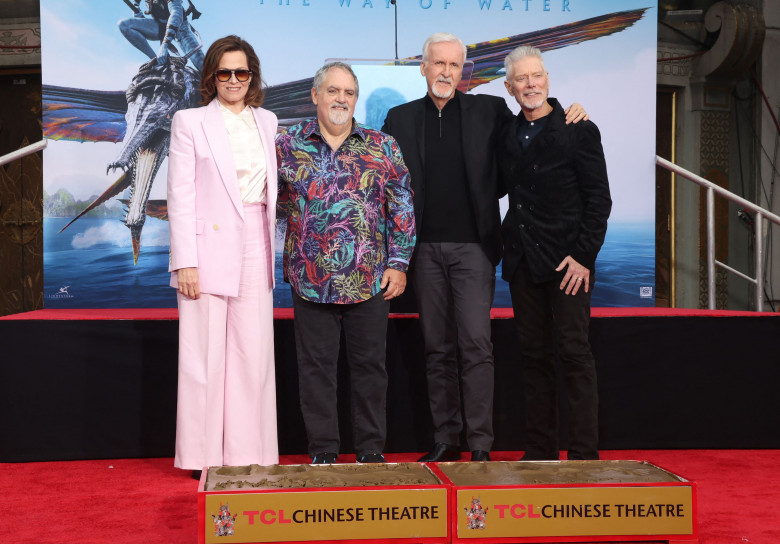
[[498, 45, 611, 460]]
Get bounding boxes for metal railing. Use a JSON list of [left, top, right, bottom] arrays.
[[656, 155, 780, 312], [0, 140, 47, 167]]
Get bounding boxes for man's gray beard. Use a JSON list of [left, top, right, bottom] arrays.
[[521, 95, 546, 110], [432, 78, 454, 99], [329, 106, 351, 125]]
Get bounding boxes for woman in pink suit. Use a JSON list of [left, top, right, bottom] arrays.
[[167, 35, 278, 477]]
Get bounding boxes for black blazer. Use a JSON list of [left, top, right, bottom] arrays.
[[498, 98, 612, 284], [382, 91, 511, 266]]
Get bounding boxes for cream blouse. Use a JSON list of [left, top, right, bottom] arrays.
[[219, 101, 267, 204]]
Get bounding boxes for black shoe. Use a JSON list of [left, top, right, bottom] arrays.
[[418, 443, 461, 462], [471, 450, 491, 462], [357, 453, 385, 463], [191, 469, 202, 480], [311, 452, 338, 464], [520, 452, 558, 461], [567, 453, 599, 461]]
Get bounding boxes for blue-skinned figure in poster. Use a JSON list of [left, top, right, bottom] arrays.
[[119, 0, 204, 72]]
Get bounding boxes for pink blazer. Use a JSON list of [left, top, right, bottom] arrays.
[[167, 99, 278, 297]]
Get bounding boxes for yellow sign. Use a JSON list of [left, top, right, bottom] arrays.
[[456, 486, 694, 538], [204, 488, 448, 543]]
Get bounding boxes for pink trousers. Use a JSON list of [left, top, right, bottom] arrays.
[[174, 204, 278, 469]]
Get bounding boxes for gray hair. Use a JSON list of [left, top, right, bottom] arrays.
[[422, 32, 467, 63], [312, 61, 359, 97], [504, 46, 545, 80]]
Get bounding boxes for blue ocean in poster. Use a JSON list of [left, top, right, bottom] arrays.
[[44, 217, 176, 308], [45, 218, 653, 309], [589, 222, 656, 307]]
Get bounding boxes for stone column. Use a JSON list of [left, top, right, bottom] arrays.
[[690, 2, 765, 308]]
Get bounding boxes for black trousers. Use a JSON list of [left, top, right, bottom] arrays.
[[412, 242, 495, 452], [508, 261, 599, 460], [292, 290, 389, 457]]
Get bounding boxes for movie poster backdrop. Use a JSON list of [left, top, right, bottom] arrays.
[[41, 0, 657, 308]]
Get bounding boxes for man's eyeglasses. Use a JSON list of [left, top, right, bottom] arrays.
[[214, 69, 253, 82]]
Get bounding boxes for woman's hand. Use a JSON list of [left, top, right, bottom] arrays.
[[176, 267, 200, 300]]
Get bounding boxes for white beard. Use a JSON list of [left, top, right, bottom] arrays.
[[329, 104, 351, 125], [520, 92, 546, 110], [432, 77, 454, 99]]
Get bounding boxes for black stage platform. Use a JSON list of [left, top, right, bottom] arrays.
[[2, 309, 779, 462]]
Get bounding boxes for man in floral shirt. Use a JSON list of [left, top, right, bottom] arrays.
[[277, 61, 416, 464]]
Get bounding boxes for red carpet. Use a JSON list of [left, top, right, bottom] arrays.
[[2, 450, 778, 544]]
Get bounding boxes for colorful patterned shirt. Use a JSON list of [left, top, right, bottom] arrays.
[[277, 118, 416, 304]]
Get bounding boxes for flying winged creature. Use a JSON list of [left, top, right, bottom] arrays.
[[43, 8, 648, 264]]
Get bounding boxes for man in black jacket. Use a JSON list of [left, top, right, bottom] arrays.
[[383, 33, 586, 462], [498, 45, 611, 461]]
